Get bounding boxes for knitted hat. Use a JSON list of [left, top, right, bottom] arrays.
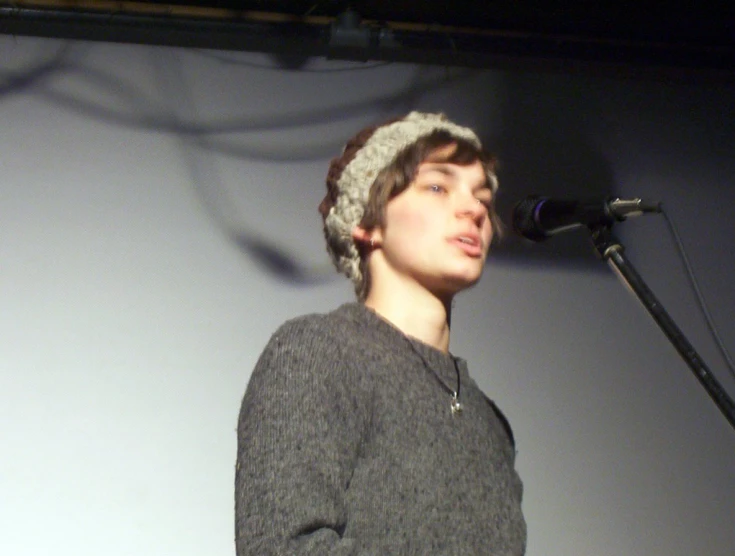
[[319, 111, 488, 285]]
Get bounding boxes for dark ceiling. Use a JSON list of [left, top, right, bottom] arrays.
[[2, 1, 735, 75], [167, 1, 735, 44]]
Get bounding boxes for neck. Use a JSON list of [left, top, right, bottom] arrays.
[[363, 275, 453, 352]]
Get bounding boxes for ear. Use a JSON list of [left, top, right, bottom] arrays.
[[351, 225, 371, 245], [351, 225, 382, 247]]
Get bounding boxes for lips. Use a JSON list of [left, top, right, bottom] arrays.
[[449, 233, 483, 257]]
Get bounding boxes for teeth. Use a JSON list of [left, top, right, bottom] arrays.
[[459, 237, 474, 245]]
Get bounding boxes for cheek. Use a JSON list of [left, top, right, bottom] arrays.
[[384, 202, 438, 245]]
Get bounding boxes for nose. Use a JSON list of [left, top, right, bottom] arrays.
[[456, 193, 487, 224]]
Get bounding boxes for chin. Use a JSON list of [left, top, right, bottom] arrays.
[[437, 267, 484, 295], [454, 260, 485, 281]]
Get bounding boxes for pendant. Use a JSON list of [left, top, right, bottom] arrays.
[[451, 393, 463, 415]]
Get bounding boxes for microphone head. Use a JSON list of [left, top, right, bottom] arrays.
[[512, 195, 549, 242], [513, 195, 662, 243]]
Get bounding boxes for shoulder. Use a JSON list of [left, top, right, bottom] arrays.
[[265, 303, 362, 354], [241, 304, 374, 425], [484, 396, 516, 450], [455, 360, 517, 451], [249, 303, 370, 392]]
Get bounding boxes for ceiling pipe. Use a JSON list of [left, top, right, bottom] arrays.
[[2, 3, 735, 77]]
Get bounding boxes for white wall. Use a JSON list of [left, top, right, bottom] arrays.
[[1, 35, 733, 555]]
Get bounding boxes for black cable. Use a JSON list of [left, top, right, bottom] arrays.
[[661, 207, 735, 380]]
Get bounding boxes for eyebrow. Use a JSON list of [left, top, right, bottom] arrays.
[[418, 164, 458, 176]]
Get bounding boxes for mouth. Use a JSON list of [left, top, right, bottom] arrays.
[[450, 234, 483, 257]]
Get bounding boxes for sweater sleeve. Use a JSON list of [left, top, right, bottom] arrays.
[[235, 317, 369, 556]]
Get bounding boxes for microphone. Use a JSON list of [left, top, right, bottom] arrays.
[[512, 195, 662, 242]]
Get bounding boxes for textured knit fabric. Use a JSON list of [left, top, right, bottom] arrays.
[[235, 303, 526, 555]]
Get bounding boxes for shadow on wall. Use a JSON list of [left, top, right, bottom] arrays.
[[491, 72, 617, 271]]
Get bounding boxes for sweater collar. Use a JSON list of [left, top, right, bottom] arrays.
[[334, 302, 469, 384]]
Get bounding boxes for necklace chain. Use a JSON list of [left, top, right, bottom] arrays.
[[404, 337, 463, 416], [359, 305, 463, 415]]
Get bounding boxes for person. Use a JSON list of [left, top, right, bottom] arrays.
[[235, 112, 526, 555]]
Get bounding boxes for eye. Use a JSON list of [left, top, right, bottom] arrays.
[[428, 184, 447, 194], [477, 197, 492, 210], [475, 190, 493, 209]]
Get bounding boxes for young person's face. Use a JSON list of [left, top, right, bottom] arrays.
[[375, 143, 493, 298]]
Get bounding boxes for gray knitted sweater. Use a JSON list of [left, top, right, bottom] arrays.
[[235, 303, 526, 555]]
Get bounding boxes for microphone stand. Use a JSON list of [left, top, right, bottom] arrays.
[[589, 225, 735, 432]]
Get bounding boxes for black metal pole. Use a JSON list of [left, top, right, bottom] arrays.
[[590, 226, 735, 432]]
